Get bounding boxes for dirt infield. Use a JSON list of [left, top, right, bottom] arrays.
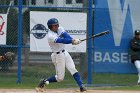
[[0, 89, 140, 93]]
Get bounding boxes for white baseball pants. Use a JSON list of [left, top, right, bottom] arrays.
[[51, 50, 78, 82], [134, 60, 140, 83]]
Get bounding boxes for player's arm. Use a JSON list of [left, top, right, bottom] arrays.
[[61, 32, 73, 39], [55, 38, 81, 45], [48, 32, 81, 45], [58, 27, 73, 39], [48, 34, 72, 44], [55, 38, 72, 44], [55, 32, 73, 44]]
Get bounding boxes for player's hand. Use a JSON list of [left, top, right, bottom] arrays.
[[72, 39, 82, 45]]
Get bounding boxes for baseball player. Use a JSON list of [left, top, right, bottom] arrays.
[[129, 30, 140, 85], [0, 52, 14, 61], [36, 18, 86, 92]]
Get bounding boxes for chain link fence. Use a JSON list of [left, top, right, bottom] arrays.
[[0, 0, 92, 88], [0, 0, 18, 87]]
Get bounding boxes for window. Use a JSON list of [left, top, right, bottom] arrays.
[[31, 0, 36, 5], [44, 0, 47, 4], [76, 0, 83, 3], [48, 0, 53, 4], [66, 0, 72, 4], [14, 0, 17, 5], [23, 0, 26, 5]]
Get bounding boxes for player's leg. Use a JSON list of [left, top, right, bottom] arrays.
[[36, 53, 66, 90], [134, 60, 140, 85], [65, 51, 86, 92], [51, 53, 66, 82]]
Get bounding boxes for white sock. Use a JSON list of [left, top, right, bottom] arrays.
[[45, 81, 49, 85], [138, 73, 140, 83], [134, 60, 140, 83]]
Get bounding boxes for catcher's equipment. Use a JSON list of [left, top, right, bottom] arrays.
[[4, 52, 15, 60]]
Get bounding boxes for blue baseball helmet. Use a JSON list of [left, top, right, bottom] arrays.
[[47, 18, 59, 26]]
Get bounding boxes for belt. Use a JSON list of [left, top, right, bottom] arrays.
[[56, 49, 65, 54]]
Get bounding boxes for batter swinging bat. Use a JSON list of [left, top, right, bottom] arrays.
[[80, 30, 109, 41]]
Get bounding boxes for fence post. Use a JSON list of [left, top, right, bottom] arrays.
[[87, 0, 93, 85], [17, 0, 22, 83]]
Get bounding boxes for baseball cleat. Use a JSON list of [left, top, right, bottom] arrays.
[[38, 79, 46, 88], [35, 87, 45, 92], [137, 82, 140, 85], [36, 79, 46, 92], [80, 87, 87, 92]]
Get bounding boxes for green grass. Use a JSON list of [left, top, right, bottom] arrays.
[[0, 64, 77, 89], [93, 73, 137, 85], [97, 86, 140, 90], [0, 64, 140, 91]]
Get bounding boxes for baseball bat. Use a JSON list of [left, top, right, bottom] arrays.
[[80, 30, 109, 41]]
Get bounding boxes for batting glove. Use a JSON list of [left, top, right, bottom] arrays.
[[72, 39, 82, 45]]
